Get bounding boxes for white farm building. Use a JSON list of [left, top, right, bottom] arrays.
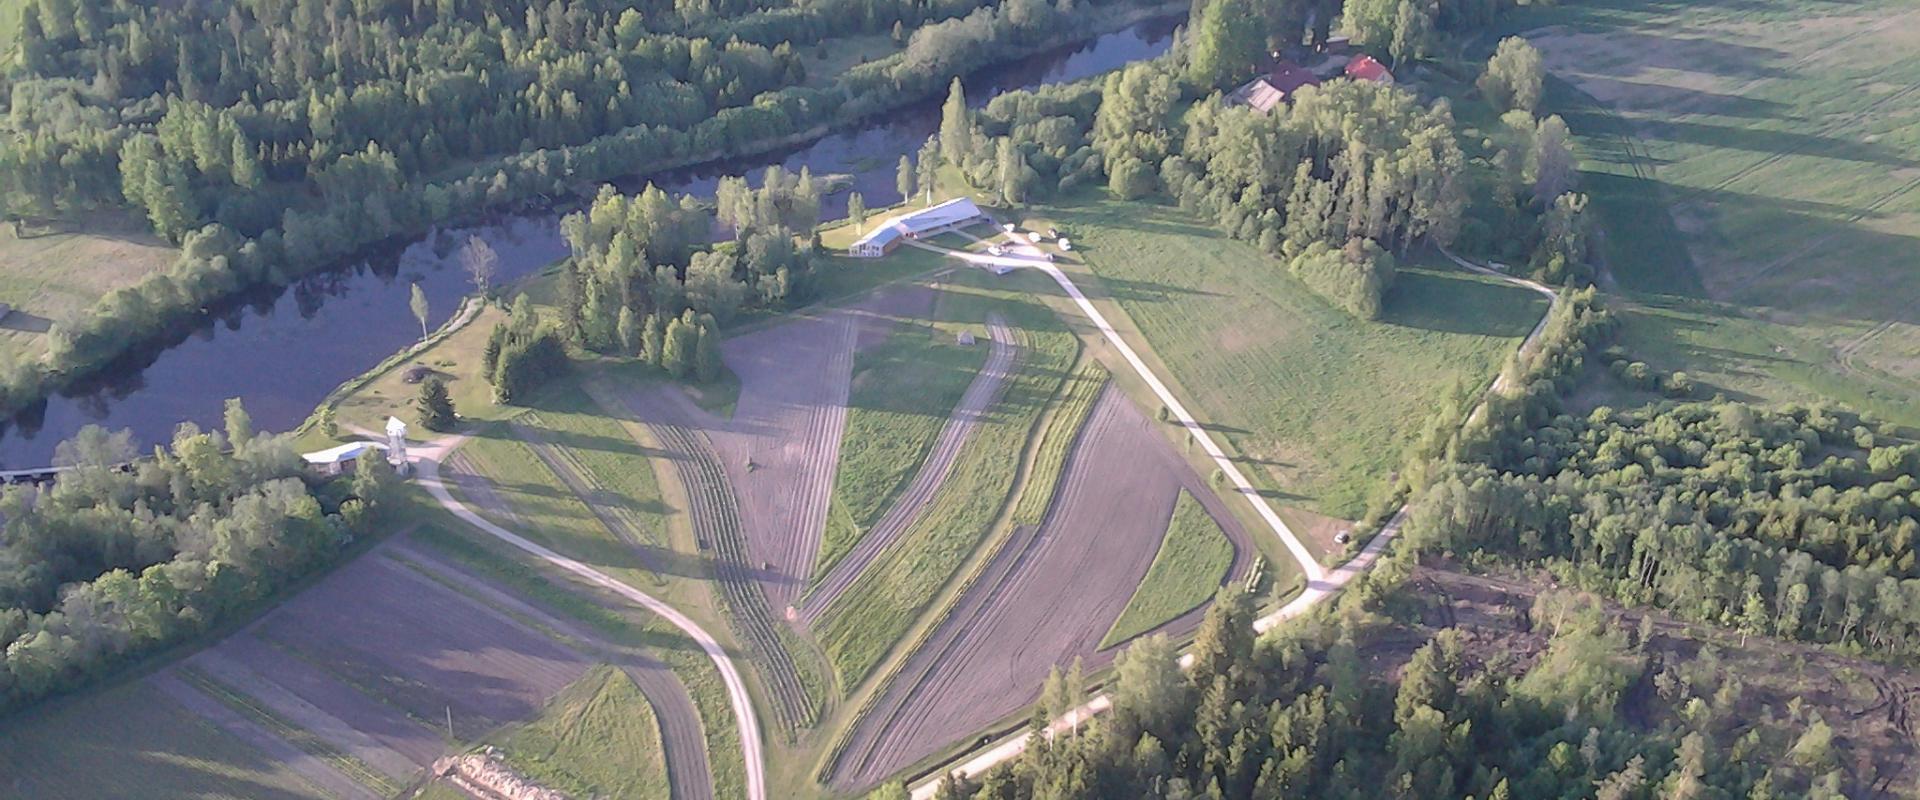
[[848, 198, 986, 257]]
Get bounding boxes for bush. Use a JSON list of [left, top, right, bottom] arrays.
[[1287, 239, 1397, 320]]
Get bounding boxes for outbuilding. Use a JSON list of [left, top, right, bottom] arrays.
[[849, 198, 988, 257], [301, 441, 386, 476], [1344, 54, 1395, 84]]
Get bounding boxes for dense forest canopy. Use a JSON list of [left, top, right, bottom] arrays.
[[0, 406, 397, 711]]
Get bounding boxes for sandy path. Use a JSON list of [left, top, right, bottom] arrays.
[[829, 388, 1250, 790], [800, 314, 1018, 623], [414, 436, 767, 800], [151, 673, 384, 800], [387, 542, 715, 800]]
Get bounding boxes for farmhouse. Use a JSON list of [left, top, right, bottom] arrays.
[[1345, 54, 1395, 84], [848, 197, 986, 257], [1227, 62, 1321, 113]]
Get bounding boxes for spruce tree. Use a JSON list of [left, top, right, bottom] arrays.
[[418, 376, 456, 431]]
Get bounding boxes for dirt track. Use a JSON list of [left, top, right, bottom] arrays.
[[800, 314, 1018, 623], [387, 541, 715, 800], [826, 387, 1251, 790]]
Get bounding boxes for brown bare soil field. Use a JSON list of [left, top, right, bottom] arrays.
[[591, 286, 939, 731], [148, 673, 383, 800], [387, 542, 715, 800], [254, 554, 592, 734], [824, 387, 1252, 791], [800, 314, 1018, 623]]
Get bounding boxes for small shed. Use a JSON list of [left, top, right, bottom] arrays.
[[957, 330, 977, 346], [302, 442, 386, 476]]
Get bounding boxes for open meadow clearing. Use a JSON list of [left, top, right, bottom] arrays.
[[1032, 197, 1546, 524], [0, 215, 176, 362], [1518, 0, 1920, 424]]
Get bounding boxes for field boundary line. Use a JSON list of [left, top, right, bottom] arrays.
[[411, 435, 766, 800]]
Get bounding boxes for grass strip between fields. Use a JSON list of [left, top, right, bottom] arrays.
[[1009, 363, 1109, 526], [814, 323, 992, 582], [815, 324, 1080, 689], [410, 524, 746, 800], [454, 431, 663, 586], [175, 666, 402, 797], [1099, 490, 1236, 649], [490, 664, 670, 800]]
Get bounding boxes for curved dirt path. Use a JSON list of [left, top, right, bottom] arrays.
[[901, 241, 1560, 798], [827, 386, 1251, 791], [412, 435, 766, 800], [387, 541, 715, 800], [801, 314, 1019, 623]]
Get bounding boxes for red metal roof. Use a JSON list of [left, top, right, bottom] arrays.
[[1344, 54, 1393, 83]]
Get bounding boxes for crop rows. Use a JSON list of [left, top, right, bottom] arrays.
[[1010, 363, 1109, 526], [648, 420, 819, 731]]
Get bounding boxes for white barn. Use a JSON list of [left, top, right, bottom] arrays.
[[849, 198, 986, 257]]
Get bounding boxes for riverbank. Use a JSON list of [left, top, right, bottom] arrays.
[[0, 4, 1186, 469]]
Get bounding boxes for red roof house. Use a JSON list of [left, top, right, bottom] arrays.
[[1344, 54, 1395, 84]]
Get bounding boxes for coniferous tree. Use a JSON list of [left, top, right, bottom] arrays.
[[417, 376, 456, 431]]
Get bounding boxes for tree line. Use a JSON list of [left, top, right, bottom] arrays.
[[0, 403, 398, 712], [899, 579, 1860, 799], [0, 0, 1160, 434]]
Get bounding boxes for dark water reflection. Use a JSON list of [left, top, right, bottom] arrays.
[[0, 16, 1178, 467]]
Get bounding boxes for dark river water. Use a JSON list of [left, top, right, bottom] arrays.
[[0, 16, 1180, 468]]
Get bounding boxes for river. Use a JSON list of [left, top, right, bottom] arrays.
[[0, 15, 1180, 468]]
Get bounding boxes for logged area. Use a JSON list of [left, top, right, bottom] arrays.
[[825, 387, 1251, 791], [1524, 0, 1920, 423], [1048, 197, 1545, 521]]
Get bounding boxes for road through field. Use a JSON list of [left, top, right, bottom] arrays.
[[800, 314, 1018, 623], [902, 241, 1559, 797], [414, 436, 766, 800]]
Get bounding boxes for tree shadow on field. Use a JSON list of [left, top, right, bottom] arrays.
[[1379, 269, 1549, 338], [1555, 77, 1790, 120], [0, 311, 52, 334]]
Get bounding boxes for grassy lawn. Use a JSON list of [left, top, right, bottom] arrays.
[[0, 214, 177, 363], [1099, 490, 1235, 649], [814, 315, 992, 581], [0, 681, 329, 800], [1029, 196, 1545, 521], [325, 301, 510, 437], [490, 664, 669, 800], [1509, 0, 1920, 425], [410, 524, 745, 800], [814, 268, 1081, 689]]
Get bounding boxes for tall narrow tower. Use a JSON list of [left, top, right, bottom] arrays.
[[385, 416, 410, 474]]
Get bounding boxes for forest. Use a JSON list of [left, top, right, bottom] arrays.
[[0, 404, 398, 711], [912, 580, 1864, 800], [0, 0, 1161, 422]]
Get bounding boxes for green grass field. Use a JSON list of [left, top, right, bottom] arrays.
[[491, 664, 669, 800], [1033, 197, 1545, 521], [1509, 0, 1920, 425], [1100, 490, 1236, 648], [0, 213, 177, 362], [814, 317, 992, 581], [815, 269, 1082, 689], [0, 681, 329, 800]]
